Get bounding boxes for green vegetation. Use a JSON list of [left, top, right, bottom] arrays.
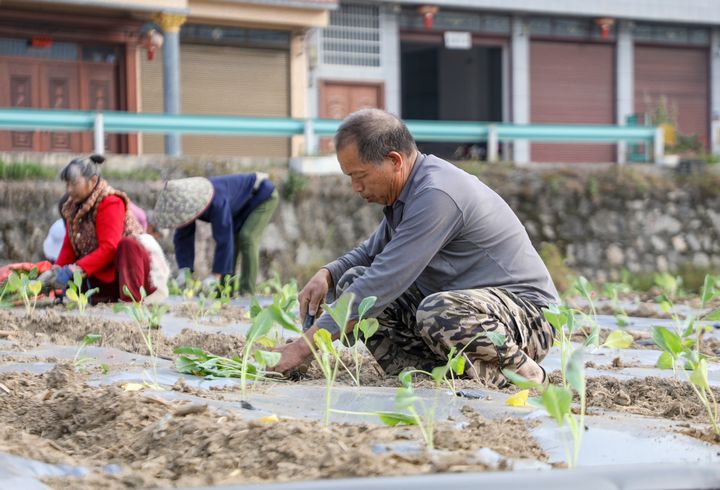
[[113, 286, 163, 389], [5, 269, 42, 316], [650, 274, 719, 435], [73, 334, 102, 371], [65, 271, 99, 315], [505, 347, 587, 468]]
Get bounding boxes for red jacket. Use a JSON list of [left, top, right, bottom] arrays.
[[56, 195, 126, 284]]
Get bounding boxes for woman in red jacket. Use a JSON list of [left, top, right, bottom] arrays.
[[52, 155, 165, 303]]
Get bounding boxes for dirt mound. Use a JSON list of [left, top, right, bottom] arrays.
[[581, 376, 720, 422], [171, 303, 247, 325], [0, 309, 247, 359], [0, 370, 545, 489]]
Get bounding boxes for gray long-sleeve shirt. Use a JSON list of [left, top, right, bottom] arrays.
[[317, 153, 559, 334]]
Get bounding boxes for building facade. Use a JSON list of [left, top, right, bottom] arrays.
[[0, 0, 334, 157], [309, 0, 720, 163]]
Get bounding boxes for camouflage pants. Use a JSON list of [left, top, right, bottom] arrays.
[[336, 266, 554, 387]]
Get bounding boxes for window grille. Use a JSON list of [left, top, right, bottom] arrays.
[[321, 3, 381, 67]]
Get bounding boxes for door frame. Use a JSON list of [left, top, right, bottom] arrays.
[[318, 80, 386, 119]]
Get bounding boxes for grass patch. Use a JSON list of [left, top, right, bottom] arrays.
[[0, 161, 56, 180]]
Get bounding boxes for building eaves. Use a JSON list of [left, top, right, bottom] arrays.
[[389, 0, 720, 26], [215, 0, 337, 11]]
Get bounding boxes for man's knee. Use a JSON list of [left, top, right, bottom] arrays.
[[336, 265, 368, 292], [416, 292, 458, 330]]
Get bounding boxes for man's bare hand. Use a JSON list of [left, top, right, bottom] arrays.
[[298, 268, 333, 319], [273, 338, 312, 375]]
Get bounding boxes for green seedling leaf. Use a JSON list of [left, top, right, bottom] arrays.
[[376, 411, 418, 426], [543, 304, 570, 333], [101, 363, 109, 375], [574, 276, 593, 298], [602, 330, 634, 349], [705, 308, 720, 322], [313, 328, 335, 354], [682, 318, 697, 339], [73, 270, 83, 288], [502, 369, 542, 390], [584, 325, 600, 347], [358, 318, 379, 339], [651, 326, 684, 356], [175, 356, 199, 374], [247, 310, 275, 343], [7, 272, 21, 291], [27, 280, 42, 296], [689, 359, 709, 390], [431, 365, 448, 385], [449, 355, 466, 376], [566, 348, 585, 395], [700, 275, 716, 308], [656, 351, 675, 369], [486, 331, 506, 347], [253, 350, 281, 368], [174, 346, 208, 357], [398, 369, 417, 389], [265, 304, 298, 333], [66, 288, 79, 302], [395, 386, 420, 410], [28, 267, 39, 280], [615, 314, 629, 327], [323, 293, 354, 334], [658, 300, 672, 315], [357, 296, 377, 320], [256, 336, 276, 349], [83, 334, 102, 346], [541, 384, 573, 425]]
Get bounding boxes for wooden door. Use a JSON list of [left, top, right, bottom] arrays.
[[41, 62, 81, 152], [82, 62, 119, 153], [0, 61, 41, 151], [319, 81, 384, 153]]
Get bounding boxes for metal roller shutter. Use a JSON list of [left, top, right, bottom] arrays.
[[140, 43, 289, 157], [634, 45, 709, 147], [530, 41, 615, 163]]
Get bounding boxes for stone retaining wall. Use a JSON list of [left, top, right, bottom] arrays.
[[2, 165, 719, 287]]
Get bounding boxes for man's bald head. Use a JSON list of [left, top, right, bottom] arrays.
[[334, 109, 417, 165]]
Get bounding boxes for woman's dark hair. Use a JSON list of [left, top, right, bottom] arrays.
[[334, 109, 416, 164], [57, 193, 70, 216], [59, 154, 105, 182]]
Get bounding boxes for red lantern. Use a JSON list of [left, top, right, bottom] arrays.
[[594, 17, 615, 40], [417, 6, 439, 30], [141, 29, 164, 61]]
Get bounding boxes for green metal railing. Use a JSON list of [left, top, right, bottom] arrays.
[[0, 108, 662, 162]]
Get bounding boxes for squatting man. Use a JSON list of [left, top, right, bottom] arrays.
[[275, 108, 559, 387]]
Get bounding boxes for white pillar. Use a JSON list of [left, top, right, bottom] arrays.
[[381, 5, 401, 116], [511, 16, 530, 165], [711, 29, 720, 155], [93, 112, 104, 155], [616, 20, 634, 164], [487, 124, 499, 163], [654, 126, 665, 164]]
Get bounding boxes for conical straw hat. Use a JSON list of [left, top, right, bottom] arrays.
[[152, 177, 214, 229]]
